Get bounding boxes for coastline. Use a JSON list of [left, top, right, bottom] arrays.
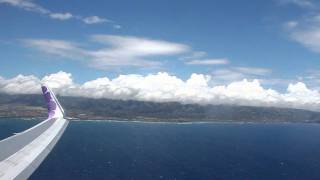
[[1, 116, 319, 125]]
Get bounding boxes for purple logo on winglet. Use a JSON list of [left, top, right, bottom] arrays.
[[41, 85, 56, 119]]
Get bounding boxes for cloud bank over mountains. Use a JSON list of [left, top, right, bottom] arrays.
[[0, 71, 319, 111]]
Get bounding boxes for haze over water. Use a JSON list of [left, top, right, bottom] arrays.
[[2, 118, 320, 180]]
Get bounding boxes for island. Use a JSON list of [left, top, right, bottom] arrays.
[[0, 93, 320, 123]]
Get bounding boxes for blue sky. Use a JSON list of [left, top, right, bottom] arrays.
[[0, 0, 320, 91]]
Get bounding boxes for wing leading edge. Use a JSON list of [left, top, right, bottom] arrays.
[[0, 85, 69, 180]]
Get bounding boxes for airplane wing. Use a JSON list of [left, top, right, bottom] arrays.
[[0, 85, 69, 180]]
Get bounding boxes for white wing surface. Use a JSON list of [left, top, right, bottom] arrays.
[[0, 85, 69, 180]]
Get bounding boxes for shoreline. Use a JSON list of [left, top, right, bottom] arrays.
[[0, 116, 319, 125]]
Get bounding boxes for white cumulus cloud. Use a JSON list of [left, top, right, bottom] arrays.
[[42, 71, 73, 89], [0, 74, 40, 94]]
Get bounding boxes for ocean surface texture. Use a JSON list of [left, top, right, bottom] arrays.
[[1, 118, 320, 180]]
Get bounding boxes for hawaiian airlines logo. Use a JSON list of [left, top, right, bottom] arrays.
[[41, 86, 57, 119]]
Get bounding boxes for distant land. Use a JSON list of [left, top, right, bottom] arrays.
[[0, 93, 320, 123]]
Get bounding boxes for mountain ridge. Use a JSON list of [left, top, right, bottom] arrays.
[[0, 93, 319, 123]]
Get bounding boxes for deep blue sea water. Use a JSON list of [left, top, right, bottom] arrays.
[[1, 118, 320, 180]]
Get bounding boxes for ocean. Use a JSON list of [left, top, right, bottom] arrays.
[[1, 118, 320, 180]]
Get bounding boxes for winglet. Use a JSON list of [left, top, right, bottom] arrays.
[[41, 84, 64, 119]]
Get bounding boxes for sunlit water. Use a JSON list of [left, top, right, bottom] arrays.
[[1, 118, 320, 180]]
